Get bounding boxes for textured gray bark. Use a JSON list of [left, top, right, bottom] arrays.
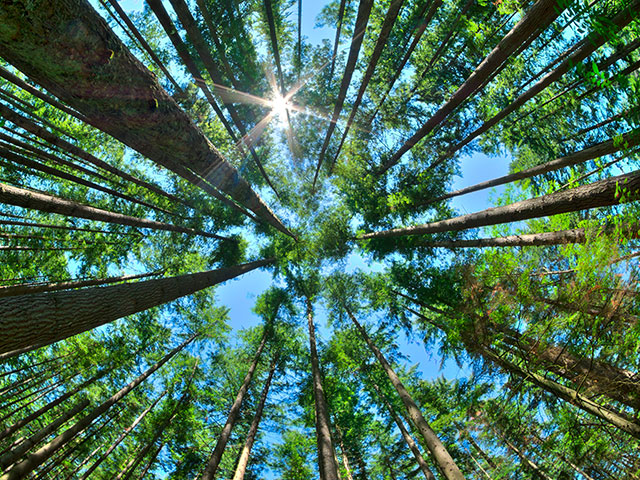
[[307, 298, 341, 480], [361, 170, 640, 239], [0, 259, 271, 355], [346, 307, 464, 480], [0, 335, 196, 480], [415, 229, 588, 248], [200, 329, 269, 480], [380, 0, 565, 173], [0, 0, 290, 235], [0, 182, 225, 240]]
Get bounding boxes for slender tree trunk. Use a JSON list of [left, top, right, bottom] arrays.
[[0, 271, 162, 298], [314, 0, 374, 188], [442, 0, 640, 164], [231, 355, 278, 480], [482, 348, 640, 439], [0, 354, 67, 379], [0, 400, 89, 469], [200, 329, 270, 480], [335, 428, 355, 480], [307, 297, 341, 480], [414, 228, 590, 248], [372, 382, 436, 480], [360, 169, 640, 239], [0, 369, 108, 443], [328, 0, 349, 82], [78, 390, 168, 480], [331, 0, 404, 167], [461, 431, 496, 470], [136, 441, 164, 480], [497, 432, 553, 480], [0, 334, 197, 480], [380, 0, 566, 173], [345, 307, 464, 480], [0, 259, 271, 355], [0, 182, 225, 240], [0, 0, 291, 236], [0, 217, 141, 236], [421, 128, 640, 207]]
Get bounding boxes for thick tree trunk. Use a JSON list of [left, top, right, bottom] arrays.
[[0, 182, 226, 240], [414, 228, 590, 248], [380, 0, 565, 173], [345, 307, 464, 480], [231, 355, 278, 480], [0, 259, 270, 355], [314, 0, 374, 188], [0, 334, 196, 480], [0, 271, 161, 298], [373, 383, 436, 480], [331, 0, 405, 167], [360, 170, 640, 239], [307, 297, 341, 480], [444, 0, 640, 163], [200, 329, 270, 480], [421, 129, 640, 207], [0, 0, 290, 236], [78, 390, 168, 479]]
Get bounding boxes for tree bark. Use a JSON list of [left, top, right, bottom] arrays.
[[443, 0, 640, 163], [0, 259, 271, 355], [328, 0, 349, 82], [307, 297, 341, 480], [314, 0, 374, 189], [200, 328, 270, 480], [0, 0, 290, 236], [360, 169, 640, 239], [78, 390, 168, 479], [421, 129, 640, 207], [345, 307, 464, 480], [0, 334, 197, 480], [0, 182, 226, 240], [372, 382, 436, 480], [331, 0, 405, 168], [498, 433, 553, 480], [0, 270, 161, 298], [413, 228, 590, 248], [380, 0, 566, 173], [231, 355, 278, 480]]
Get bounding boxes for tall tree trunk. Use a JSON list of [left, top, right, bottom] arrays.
[[136, 441, 164, 480], [420, 128, 640, 207], [231, 355, 278, 480], [0, 259, 269, 355], [200, 329, 270, 480], [441, 0, 640, 165], [328, 0, 349, 82], [307, 297, 341, 480], [78, 390, 168, 480], [314, 0, 374, 189], [0, 370, 107, 442], [0, 334, 197, 480], [0, 0, 291, 236], [380, 0, 566, 173], [497, 432, 553, 480], [0, 182, 226, 240], [414, 228, 590, 249], [372, 382, 436, 480], [345, 307, 464, 480], [481, 347, 640, 439], [0, 217, 142, 236], [0, 270, 162, 298], [331, 0, 404, 168], [360, 169, 640, 239], [0, 400, 89, 469]]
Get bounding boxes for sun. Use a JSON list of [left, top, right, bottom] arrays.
[[271, 93, 290, 126]]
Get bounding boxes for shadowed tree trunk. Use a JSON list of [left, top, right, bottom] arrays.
[[328, 0, 349, 82], [360, 170, 640, 239], [314, 0, 374, 188], [0, 259, 271, 355], [200, 328, 270, 480], [0, 334, 197, 480], [345, 307, 464, 480], [307, 296, 341, 480], [232, 355, 278, 480], [0, 182, 226, 240], [0, 0, 291, 236], [380, 0, 566, 173]]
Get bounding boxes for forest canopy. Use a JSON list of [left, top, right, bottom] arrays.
[[0, 0, 639, 478]]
